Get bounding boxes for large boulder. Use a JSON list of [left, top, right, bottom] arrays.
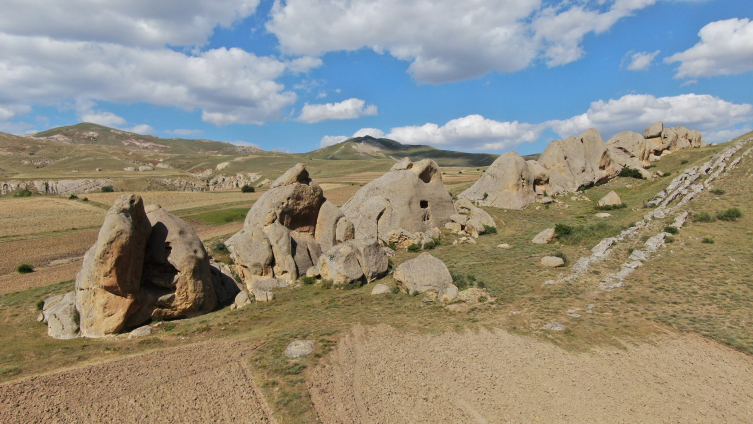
[[75, 194, 152, 338], [350, 239, 389, 282], [266, 223, 298, 284], [597, 191, 622, 207], [532, 228, 555, 244], [537, 128, 618, 195], [319, 242, 365, 286], [210, 260, 242, 307], [342, 158, 455, 242], [393, 253, 453, 295], [527, 160, 551, 195], [130, 206, 217, 325], [607, 131, 652, 169], [226, 229, 274, 277], [454, 199, 497, 229], [643, 121, 663, 139], [315, 200, 345, 252], [459, 152, 536, 209], [45, 291, 80, 340]]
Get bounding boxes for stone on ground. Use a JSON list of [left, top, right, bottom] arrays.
[[46, 291, 79, 340], [532, 228, 555, 244], [597, 191, 622, 207], [284, 340, 315, 358], [393, 253, 453, 295], [128, 325, 152, 339], [459, 151, 536, 209], [318, 242, 365, 286], [371, 284, 393, 295], [541, 256, 565, 268]]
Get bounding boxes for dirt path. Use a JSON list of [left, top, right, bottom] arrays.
[[0, 340, 275, 424], [310, 325, 753, 423]]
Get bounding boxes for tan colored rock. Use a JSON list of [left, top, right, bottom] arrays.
[[342, 158, 455, 242], [661, 128, 679, 151], [209, 260, 241, 307], [450, 213, 468, 226], [133, 206, 216, 324], [247, 275, 288, 301], [371, 284, 393, 295], [46, 291, 79, 340], [350, 239, 389, 282], [497, 243, 511, 249], [541, 256, 565, 268], [335, 218, 355, 243], [455, 198, 497, 228], [390, 157, 413, 171], [75, 194, 152, 338], [445, 221, 462, 233], [607, 131, 652, 169], [597, 191, 622, 207], [271, 163, 309, 188], [438, 284, 459, 302], [527, 160, 551, 195], [319, 242, 365, 286], [226, 229, 274, 277], [459, 151, 535, 209], [388, 229, 422, 249], [643, 121, 663, 139], [266, 223, 298, 284], [532, 228, 555, 244], [393, 253, 453, 295], [314, 200, 344, 253], [538, 129, 618, 195], [291, 231, 321, 275]]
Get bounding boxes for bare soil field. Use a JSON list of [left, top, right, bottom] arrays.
[[0, 228, 97, 275], [0, 261, 79, 295], [85, 190, 261, 212], [311, 325, 753, 424], [0, 340, 274, 424], [0, 197, 104, 239]]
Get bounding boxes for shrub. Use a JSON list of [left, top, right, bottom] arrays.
[[407, 243, 422, 252], [554, 223, 573, 236], [663, 172, 672, 177], [595, 203, 627, 211], [478, 296, 488, 303], [710, 189, 725, 195], [101, 186, 114, 193], [476, 281, 486, 289], [321, 279, 333, 289], [450, 271, 468, 290], [431, 237, 441, 246], [82, 197, 88, 202], [553, 252, 568, 265], [14, 189, 32, 197], [664, 226, 679, 234], [387, 241, 398, 250], [665, 236, 676, 243], [241, 185, 255, 193], [300, 276, 316, 285], [717, 208, 742, 222], [68, 194, 78, 200], [422, 240, 436, 250], [483, 225, 497, 234], [702, 237, 715, 244], [17, 264, 33, 273], [681, 159, 689, 165], [213, 241, 228, 253], [36, 299, 45, 310], [162, 322, 176, 332], [618, 167, 643, 179], [692, 212, 716, 223]]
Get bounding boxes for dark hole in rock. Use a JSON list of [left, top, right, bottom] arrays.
[[420, 200, 429, 209]]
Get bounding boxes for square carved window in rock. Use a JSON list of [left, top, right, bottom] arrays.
[[420, 200, 429, 209]]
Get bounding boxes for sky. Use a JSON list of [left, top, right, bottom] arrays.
[[0, 0, 752, 155]]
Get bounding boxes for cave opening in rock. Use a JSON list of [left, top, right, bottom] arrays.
[[420, 200, 429, 209]]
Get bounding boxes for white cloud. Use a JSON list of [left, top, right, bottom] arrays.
[[0, 0, 260, 47], [0, 34, 308, 126], [627, 50, 660, 71], [165, 129, 203, 136], [666, 18, 753, 78], [319, 135, 349, 147], [127, 124, 156, 135], [267, 0, 666, 83], [297, 98, 377, 123], [80, 111, 127, 127], [319, 128, 386, 147], [319, 93, 752, 151], [352, 128, 385, 138], [548, 93, 753, 139]]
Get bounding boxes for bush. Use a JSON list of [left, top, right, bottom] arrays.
[[681, 159, 689, 165], [692, 212, 716, 223], [68, 194, 78, 200], [476, 281, 486, 289], [663, 172, 672, 177], [478, 296, 488, 303], [483, 225, 497, 234], [213, 241, 228, 253], [717, 208, 742, 222], [14, 189, 32, 197], [162, 322, 176, 332], [664, 226, 679, 234], [407, 243, 422, 252], [101, 186, 114, 193], [432, 237, 441, 246], [595, 203, 627, 211], [387, 241, 397, 250], [702, 237, 715, 244], [82, 197, 88, 202], [36, 299, 45, 310], [554, 223, 573, 236], [422, 240, 436, 250], [665, 236, 676, 243], [618, 167, 644, 179], [300, 276, 316, 285], [17, 264, 33, 274], [710, 189, 725, 195], [241, 185, 255, 193], [450, 271, 468, 290]]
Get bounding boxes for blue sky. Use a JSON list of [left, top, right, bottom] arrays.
[[0, 0, 751, 155]]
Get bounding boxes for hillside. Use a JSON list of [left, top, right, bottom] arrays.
[[305, 136, 502, 167]]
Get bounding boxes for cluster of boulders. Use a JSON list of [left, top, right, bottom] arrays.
[[444, 199, 497, 238], [41, 194, 240, 339], [459, 122, 705, 210], [0, 179, 114, 196], [208, 173, 261, 191]]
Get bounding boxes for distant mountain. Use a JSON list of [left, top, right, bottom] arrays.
[[304, 136, 500, 167], [30, 123, 260, 155]]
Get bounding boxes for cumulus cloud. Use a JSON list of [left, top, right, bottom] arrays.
[[319, 127, 386, 147], [79, 111, 127, 127], [319, 135, 349, 147], [666, 18, 753, 78], [297, 98, 377, 123], [0, 34, 307, 126], [320, 93, 752, 151], [626, 50, 660, 71], [165, 129, 203, 136], [268, 0, 669, 83], [126, 124, 156, 135], [0, 0, 259, 47]]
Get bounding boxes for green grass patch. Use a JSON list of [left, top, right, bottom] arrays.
[[186, 208, 249, 225], [555, 222, 623, 245], [14, 189, 32, 197], [717, 208, 742, 222], [618, 167, 644, 179], [702, 237, 715, 244], [664, 226, 679, 234], [595, 203, 627, 211], [692, 212, 716, 223], [710, 189, 726, 195]]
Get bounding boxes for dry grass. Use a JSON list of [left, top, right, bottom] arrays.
[[0, 197, 104, 239], [0, 229, 97, 275], [84, 190, 262, 213]]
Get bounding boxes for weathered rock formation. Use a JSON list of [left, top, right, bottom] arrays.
[[41, 292, 80, 340], [447, 199, 498, 237], [458, 152, 537, 209], [597, 191, 622, 207], [342, 158, 455, 242], [0, 179, 114, 196], [209, 173, 261, 191], [532, 228, 555, 244], [393, 253, 457, 302]]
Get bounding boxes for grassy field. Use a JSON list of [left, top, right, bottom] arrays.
[[0, 133, 751, 422]]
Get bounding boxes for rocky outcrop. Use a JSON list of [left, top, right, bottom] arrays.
[[75, 194, 152, 338], [342, 158, 455, 242], [210, 260, 242, 307], [208, 173, 262, 191], [152, 178, 207, 192], [452, 199, 497, 236], [538, 129, 619, 195], [43, 292, 80, 340], [319, 242, 365, 286], [0, 179, 114, 196], [393, 253, 456, 301], [459, 152, 536, 209], [607, 123, 705, 176]]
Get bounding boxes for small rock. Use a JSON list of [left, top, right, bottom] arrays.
[[532, 228, 555, 244], [233, 291, 252, 309], [128, 325, 152, 338], [597, 191, 622, 207], [497, 243, 511, 249], [305, 266, 319, 278], [284, 340, 315, 358], [544, 322, 565, 331], [595, 212, 611, 218], [421, 297, 434, 303], [540, 197, 553, 204], [371, 284, 393, 295], [438, 284, 458, 302], [541, 256, 565, 268]]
